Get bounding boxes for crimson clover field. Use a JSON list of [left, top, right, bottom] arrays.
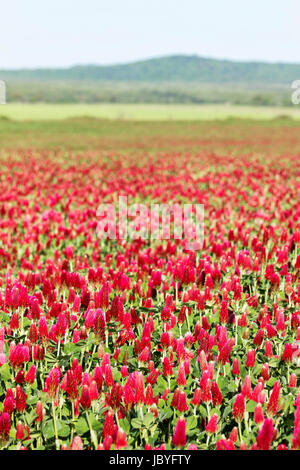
[[0, 117, 299, 450]]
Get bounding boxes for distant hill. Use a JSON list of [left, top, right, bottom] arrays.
[[1, 55, 300, 84], [1, 55, 298, 105]]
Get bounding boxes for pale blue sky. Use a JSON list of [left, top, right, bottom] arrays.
[[1, 0, 300, 69]]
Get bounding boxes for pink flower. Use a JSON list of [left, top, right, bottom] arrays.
[[70, 436, 83, 450], [206, 414, 218, 433], [267, 381, 281, 417], [257, 418, 274, 450], [0, 412, 10, 441], [0, 353, 6, 366], [172, 417, 186, 448], [233, 394, 245, 422]]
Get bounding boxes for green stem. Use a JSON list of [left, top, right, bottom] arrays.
[[139, 405, 144, 421], [216, 365, 221, 383], [238, 420, 242, 445], [186, 309, 190, 332], [86, 410, 98, 449], [52, 401, 60, 450], [70, 401, 75, 443], [206, 403, 210, 418]]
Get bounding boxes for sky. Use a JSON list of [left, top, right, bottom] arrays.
[[1, 0, 300, 69]]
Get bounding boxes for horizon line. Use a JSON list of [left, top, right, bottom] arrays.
[[1, 53, 300, 72]]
